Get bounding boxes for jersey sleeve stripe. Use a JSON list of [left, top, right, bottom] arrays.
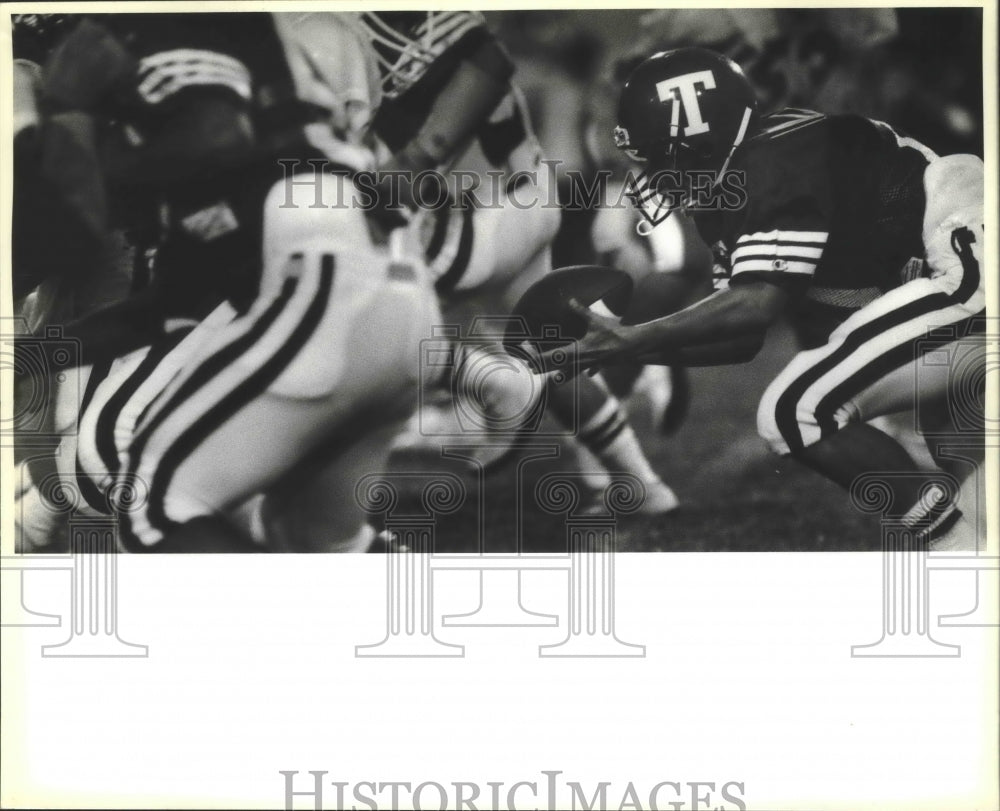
[[139, 49, 248, 72], [736, 229, 828, 245], [140, 71, 253, 105], [139, 64, 250, 90], [731, 259, 817, 275], [734, 240, 827, 251], [732, 244, 824, 262], [138, 50, 252, 104], [733, 253, 823, 265]]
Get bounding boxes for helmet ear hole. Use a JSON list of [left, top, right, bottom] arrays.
[[643, 140, 677, 170]]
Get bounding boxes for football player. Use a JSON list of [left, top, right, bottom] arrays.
[[11, 14, 137, 332], [550, 48, 986, 546], [15, 13, 440, 553], [358, 11, 680, 513], [584, 60, 712, 434]]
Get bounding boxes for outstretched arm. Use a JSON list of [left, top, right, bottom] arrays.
[[628, 281, 788, 352], [634, 333, 766, 367], [555, 280, 789, 372]]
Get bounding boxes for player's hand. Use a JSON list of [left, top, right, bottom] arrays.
[[538, 298, 638, 378]]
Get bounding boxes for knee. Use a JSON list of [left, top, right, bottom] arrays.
[[758, 376, 858, 456], [455, 345, 544, 431], [757, 375, 830, 456], [756, 384, 793, 455]]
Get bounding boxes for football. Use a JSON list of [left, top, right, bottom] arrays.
[[504, 264, 634, 351]]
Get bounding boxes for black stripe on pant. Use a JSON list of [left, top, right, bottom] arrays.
[[94, 330, 193, 477], [813, 308, 986, 440], [774, 226, 982, 454], [434, 204, 475, 295], [75, 358, 115, 513], [118, 279, 299, 550], [122, 261, 335, 551]]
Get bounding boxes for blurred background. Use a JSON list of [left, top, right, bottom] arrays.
[[486, 7, 983, 268]]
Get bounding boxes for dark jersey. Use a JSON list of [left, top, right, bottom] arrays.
[[100, 13, 366, 316], [696, 109, 936, 343], [104, 13, 340, 174]]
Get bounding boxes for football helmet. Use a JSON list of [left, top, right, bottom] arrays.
[[614, 48, 758, 232], [359, 11, 488, 100]]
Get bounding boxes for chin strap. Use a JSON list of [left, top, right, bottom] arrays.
[[715, 105, 754, 182]]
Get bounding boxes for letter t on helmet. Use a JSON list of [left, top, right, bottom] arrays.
[[613, 47, 758, 231]]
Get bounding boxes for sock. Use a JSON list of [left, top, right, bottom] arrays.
[[562, 436, 612, 493], [547, 372, 678, 512], [578, 395, 661, 486], [901, 483, 962, 542]]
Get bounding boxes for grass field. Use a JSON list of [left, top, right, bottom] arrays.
[[387, 318, 886, 553]]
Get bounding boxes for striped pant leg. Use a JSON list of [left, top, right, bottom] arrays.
[[72, 317, 226, 516], [424, 161, 559, 298], [119, 257, 437, 551], [758, 226, 985, 456], [16, 360, 113, 547], [21, 331, 193, 547], [118, 264, 335, 549], [73, 351, 150, 515]]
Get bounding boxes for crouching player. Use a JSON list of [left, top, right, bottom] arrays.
[[14, 13, 440, 552], [550, 48, 987, 548]]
